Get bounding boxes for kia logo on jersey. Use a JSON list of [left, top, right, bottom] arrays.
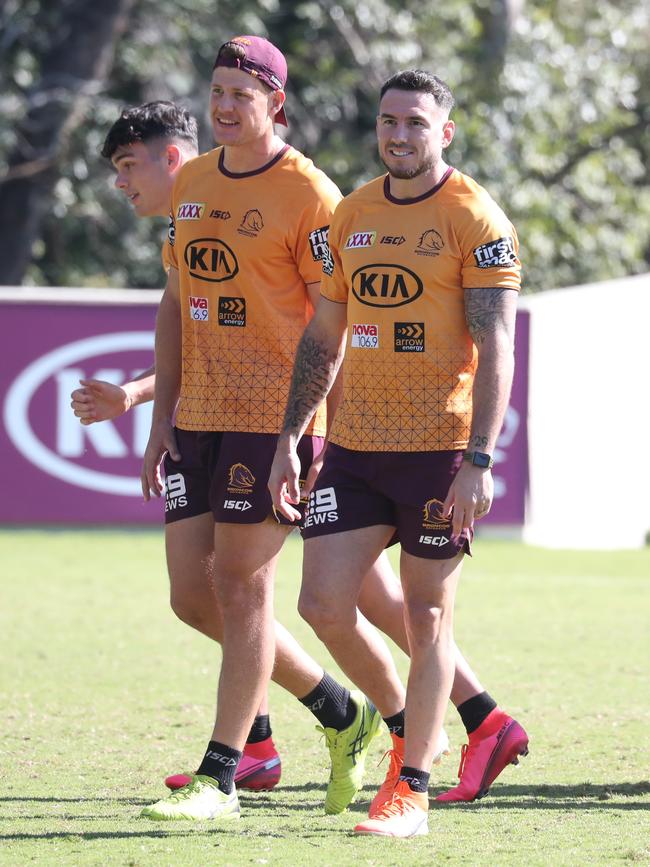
[[184, 238, 239, 283], [351, 264, 423, 308]]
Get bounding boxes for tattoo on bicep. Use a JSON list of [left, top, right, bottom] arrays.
[[283, 333, 338, 432], [465, 287, 515, 345]]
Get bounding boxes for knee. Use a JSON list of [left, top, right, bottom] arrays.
[[298, 588, 351, 640], [169, 582, 223, 640], [404, 601, 449, 649]]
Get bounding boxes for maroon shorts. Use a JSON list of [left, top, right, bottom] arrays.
[[164, 428, 323, 527], [301, 443, 472, 559]]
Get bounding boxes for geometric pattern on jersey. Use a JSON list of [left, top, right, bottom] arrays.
[[334, 342, 474, 452], [178, 321, 315, 434], [170, 144, 342, 435], [322, 168, 521, 452]]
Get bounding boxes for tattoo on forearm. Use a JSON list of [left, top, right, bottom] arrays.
[[283, 333, 339, 433], [471, 434, 488, 449], [465, 287, 514, 345]]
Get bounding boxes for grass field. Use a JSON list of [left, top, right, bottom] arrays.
[[1, 529, 649, 866]]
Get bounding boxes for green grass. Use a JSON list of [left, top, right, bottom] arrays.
[[1, 530, 649, 865]]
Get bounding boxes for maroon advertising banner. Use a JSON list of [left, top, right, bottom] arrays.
[[0, 291, 528, 525]]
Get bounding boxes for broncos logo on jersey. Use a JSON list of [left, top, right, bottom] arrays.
[[416, 228, 444, 255], [238, 209, 264, 236]]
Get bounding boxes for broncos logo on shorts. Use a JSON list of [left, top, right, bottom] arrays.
[[422, 497, 450, 530], [228, 462, 256, 493]]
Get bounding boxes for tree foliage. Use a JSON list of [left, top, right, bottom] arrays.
[[0, 0, 648, 292]]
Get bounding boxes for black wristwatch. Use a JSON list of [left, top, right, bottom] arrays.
[[463, 451, 494, 469]]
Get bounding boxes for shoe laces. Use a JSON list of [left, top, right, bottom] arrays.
[[375, 787, 418, 819], [167, 779, 206, 802], [457, 742, 478, 780], [377, 749, 403, 783]]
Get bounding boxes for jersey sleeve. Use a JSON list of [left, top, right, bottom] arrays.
[[458, 197, 522, 290], [161, 236, 175, 272], [291, 179, 342, 286], [319, 205, 348, 304]]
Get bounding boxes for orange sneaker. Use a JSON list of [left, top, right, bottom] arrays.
[[368, 734, 404, 818], [435, 709, 528, 802], [355, 781, 428, 837]]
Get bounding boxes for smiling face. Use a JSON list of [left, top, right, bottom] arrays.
[[209, 65, 284, 148], [377, 88, 455, 182], [112, 139, 178, 218]]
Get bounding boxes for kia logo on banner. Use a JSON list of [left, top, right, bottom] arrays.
[[4, 332, 153, 496]]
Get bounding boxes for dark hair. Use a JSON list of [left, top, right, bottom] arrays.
[[213, 40, 247, 69], [101, 101, 199, 160], [380, 70, 455, 113]]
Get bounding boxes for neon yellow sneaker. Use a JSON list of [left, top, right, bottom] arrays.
[[319, 690, 382, 815], [140, 775, 240, 821]]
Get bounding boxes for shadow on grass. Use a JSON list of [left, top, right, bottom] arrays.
[[426, 781, 650, 811], [0, 830, 223, 842]]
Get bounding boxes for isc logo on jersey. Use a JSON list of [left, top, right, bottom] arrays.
[[351, 323, 379, 349], [304, 487, 338, 527], [345, 231, 376, 249], [189, 296, 208, 321]]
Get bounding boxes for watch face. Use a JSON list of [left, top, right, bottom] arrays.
[[474, 452, 491, 468]]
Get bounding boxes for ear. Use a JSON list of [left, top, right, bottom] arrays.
[[166, 144, 183, 173], [442, 119, 456, 149], [270, 89, 286, 121]]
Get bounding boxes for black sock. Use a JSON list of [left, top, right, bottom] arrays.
[[246, 714, 272, 744], [399, 766, 430, 793], [195, 740, 243, 794], [299, 672, 355, 731], [457, 691, 497, 734], [383, 709, 405, 740]]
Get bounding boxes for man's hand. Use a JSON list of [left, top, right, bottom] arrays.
[[303, 441, 327, 499], [141, 420, 180, 501], [443, 462, 494, 537], [70, 379, 130, 425], [268, 438, 303, 522]]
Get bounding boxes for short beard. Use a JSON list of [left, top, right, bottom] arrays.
[[380, 152, 435, 180]]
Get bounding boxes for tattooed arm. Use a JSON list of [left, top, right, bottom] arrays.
[[444, 287, 518, 535], [269, 297, 348, 520]]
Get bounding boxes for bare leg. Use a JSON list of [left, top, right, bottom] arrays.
[[300, 526, 406, 717], [400, 550, 463, 769], [359, 550, 484, 707], [165, 514, 272, 724]]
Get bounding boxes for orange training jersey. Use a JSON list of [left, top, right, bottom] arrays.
[[167, 145, 341, 434], [321, 167, 521, 452]]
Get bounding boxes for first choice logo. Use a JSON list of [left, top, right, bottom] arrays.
[[394, 322, 424, 352], [473, 236, 517, 268], [351, 323, 379, 349], [351, 264, 423, 308], [308, 225, 330, 261], [218, 297, 246, 327], [184, 238, 239, 283]]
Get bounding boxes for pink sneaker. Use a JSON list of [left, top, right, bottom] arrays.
[[165, 737, 281, 792], [435, 709, 528, 802]]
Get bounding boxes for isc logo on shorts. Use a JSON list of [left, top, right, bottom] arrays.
[[165, 473, 188, 511], [223, 499, 252, 511], [418, 535, 449, 546], [351, 323, 379, 349], [304, 487, 338, 527], [189, 296, 209, 321]]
